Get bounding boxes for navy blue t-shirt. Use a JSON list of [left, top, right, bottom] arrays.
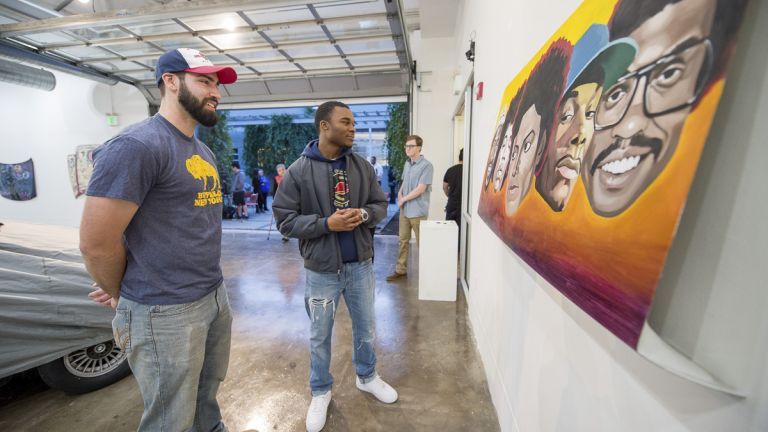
[[331, 158, 359, 263], [87, 114, 223, 305]]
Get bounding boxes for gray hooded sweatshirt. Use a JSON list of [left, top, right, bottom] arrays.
[[272, 139, 388, 272]]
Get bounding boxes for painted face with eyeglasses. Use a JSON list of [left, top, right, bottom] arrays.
[[583, 0, 716, 217]]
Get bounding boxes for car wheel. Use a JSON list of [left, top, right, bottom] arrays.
[[36, 339, 131, 394]]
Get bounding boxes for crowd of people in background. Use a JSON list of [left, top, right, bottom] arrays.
[[222, 164, 276, 220], [227, 155, 401, 222]]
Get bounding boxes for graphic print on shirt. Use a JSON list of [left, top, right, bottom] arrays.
[[333, 168, 350, 209], [185, 154, 222, 207]]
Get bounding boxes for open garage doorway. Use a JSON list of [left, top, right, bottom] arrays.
[[206, 100, 406, 233]]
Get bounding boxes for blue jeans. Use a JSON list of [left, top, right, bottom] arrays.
[[305, 259, 377, 395], [113, 284, 233, 432]]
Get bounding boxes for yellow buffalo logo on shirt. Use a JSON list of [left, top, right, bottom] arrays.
[[185, 155, 222, 207]]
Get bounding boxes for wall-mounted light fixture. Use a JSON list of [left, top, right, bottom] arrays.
[[465, 31, 476, 63], [465, 40, 475, 63]]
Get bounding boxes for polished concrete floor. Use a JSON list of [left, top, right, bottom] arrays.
[[0, 232, 499, 432]]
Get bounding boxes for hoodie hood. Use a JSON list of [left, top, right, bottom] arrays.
[[301, 139, 354, 162]]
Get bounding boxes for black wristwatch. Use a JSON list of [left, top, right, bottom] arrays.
[[360, 208, 369, 222]]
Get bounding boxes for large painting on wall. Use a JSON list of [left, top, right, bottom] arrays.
[[0, 159, 37, 201], [478, 0, 748, 356]]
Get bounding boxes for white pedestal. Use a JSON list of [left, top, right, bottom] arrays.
[[418, 220, 458, 301]]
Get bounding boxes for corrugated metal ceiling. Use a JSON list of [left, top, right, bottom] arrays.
[[0, 0, 417, 104]]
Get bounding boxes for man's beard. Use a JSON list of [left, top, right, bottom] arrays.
[[178, 81, 218, 127]]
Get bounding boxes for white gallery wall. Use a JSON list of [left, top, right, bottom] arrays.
[[0, 71, 148, 227], [409, 0, 768, 431], [409, 29, 458, 220]]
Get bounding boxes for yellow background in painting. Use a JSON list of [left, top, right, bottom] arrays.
[[496, 0, 617, 120]]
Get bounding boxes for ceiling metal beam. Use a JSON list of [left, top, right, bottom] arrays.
[[227, 119, 389, 126], [136, 64, 404, 86], [111, 49, 399, 74], [42, 32, 393, 63], [224, 63, 402, 78], [12, 0, 63, 18], [71, 34, 399, 74], [0, 0, 379, 38], [0, 0, 413, 107], [271, 64, 400, 77], [0, 5, 34, 22], [307, 3, 351, 71], [384, 0, 412, 74], [24, 12, 389, 51], [245, 68, 401, 84], [226, 114, 391, 125], [222, 94, 407, 109], [53, 0, 74, 13], [134, 82, 156, 103], [218, 86, 407, 105]]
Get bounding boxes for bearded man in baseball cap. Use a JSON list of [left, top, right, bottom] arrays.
[[81, 48, 237, 431]]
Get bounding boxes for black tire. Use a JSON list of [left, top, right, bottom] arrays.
[[37, 339, 131, 394]]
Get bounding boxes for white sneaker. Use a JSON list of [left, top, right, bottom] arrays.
[[306, 391, 332, 432], [356, 375, 398, 403]]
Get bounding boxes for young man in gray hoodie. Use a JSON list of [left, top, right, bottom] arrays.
[[273, 101, 397, 432]]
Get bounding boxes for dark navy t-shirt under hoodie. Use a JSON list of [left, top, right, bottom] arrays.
[[302, 140, 359, 263]]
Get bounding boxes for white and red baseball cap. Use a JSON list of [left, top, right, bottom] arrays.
[[155, 48, 237, 86]]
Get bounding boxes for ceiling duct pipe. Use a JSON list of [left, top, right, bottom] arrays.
[[0, 57, 56, 91], [0, 40, 119, 86]]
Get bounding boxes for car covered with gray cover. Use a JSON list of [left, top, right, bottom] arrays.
[[0, 220, 130, 394]]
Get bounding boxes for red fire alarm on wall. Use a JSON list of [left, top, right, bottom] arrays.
[[476, 81, 484, 100]]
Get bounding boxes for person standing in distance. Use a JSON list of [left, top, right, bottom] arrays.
[[271, 163, 290, 242], [443, 148, 463, 226], [231, 161, 246, 220], [386, 135, 433, 282], [370, 155, 383, 186]]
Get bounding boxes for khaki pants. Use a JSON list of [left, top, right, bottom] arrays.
[[396, 214, 427, 274]]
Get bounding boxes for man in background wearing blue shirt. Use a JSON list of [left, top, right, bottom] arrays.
[[387, 135, 434, 282]]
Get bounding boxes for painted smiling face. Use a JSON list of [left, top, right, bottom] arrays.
[[583, 0, 716, 216]]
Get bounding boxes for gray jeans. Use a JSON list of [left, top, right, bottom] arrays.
[[113, 284, 233, 431]]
